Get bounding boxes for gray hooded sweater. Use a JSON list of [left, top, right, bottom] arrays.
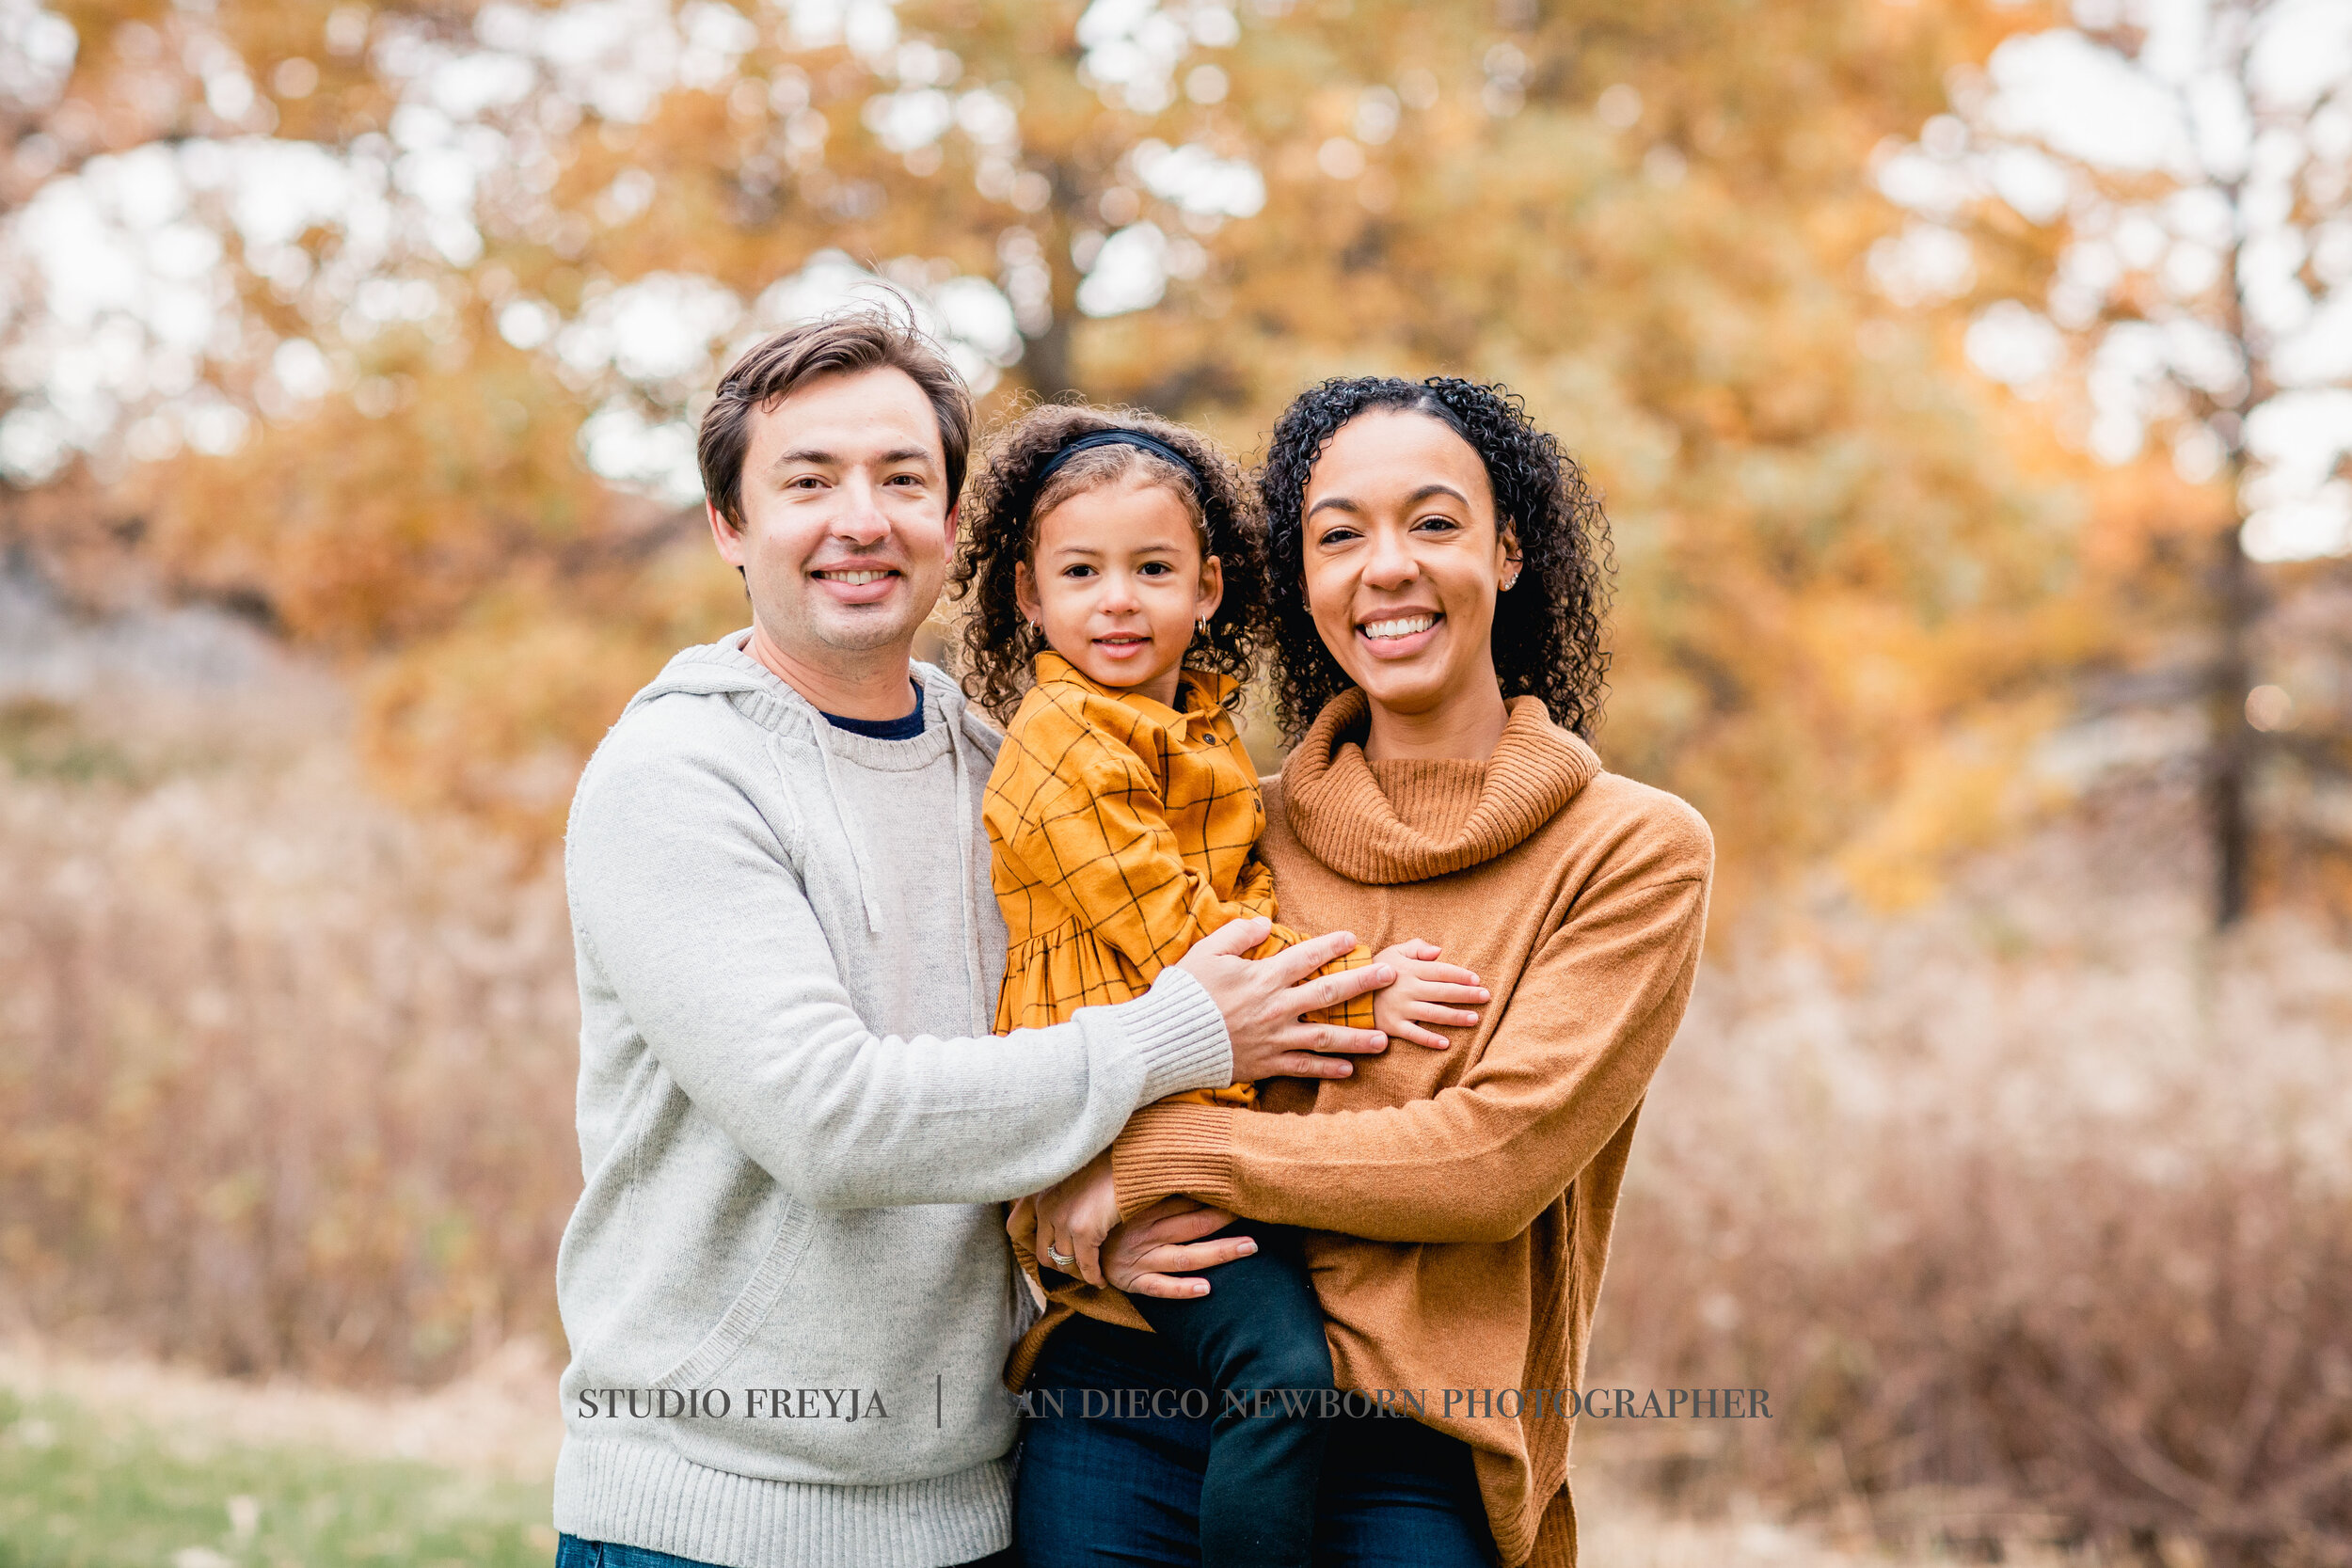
[[555, 632, 1232, 1567]]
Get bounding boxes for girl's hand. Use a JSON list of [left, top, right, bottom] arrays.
[[1104, 1198, 1256, 1299], [1032, 1148, 1121, 1288], [1370, 940, 1488, 1049]]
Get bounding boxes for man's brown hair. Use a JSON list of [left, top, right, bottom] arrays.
[[698, 308, 974, 530]]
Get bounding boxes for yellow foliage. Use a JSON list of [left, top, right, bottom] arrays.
[[358, 548, 747, 843], [1834, 694, 2070, 910], [143, 332, 609, 651], [56, 0, 2128, 898]]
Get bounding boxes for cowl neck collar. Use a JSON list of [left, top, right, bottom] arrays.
[[1033, 650, 1238, 745], [1281, 688, 1599, 884]]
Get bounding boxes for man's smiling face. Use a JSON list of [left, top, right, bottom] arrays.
[[709, 365, 958, 671]]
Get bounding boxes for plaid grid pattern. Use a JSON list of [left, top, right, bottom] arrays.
[[984, 652, 1375, 1112]]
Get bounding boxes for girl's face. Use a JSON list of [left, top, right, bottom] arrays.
[[1015, 474, 1223, 709], [1298, 408, 1519, 722]]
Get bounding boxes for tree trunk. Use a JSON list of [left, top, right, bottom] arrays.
[[1022, 309, 1078, 401], [1019, 160, 1086, 401], [2206, 510, 2255, 927], [2209, 136, 2267, 931]]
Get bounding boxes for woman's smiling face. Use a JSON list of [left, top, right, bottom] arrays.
[[1299, 408, 1519, 723]]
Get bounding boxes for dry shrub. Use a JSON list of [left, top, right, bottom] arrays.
[[0, 717, 580, 1386], [1591, 787, 2352, 1565]]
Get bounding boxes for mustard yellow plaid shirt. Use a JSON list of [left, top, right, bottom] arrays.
[[984, 652, 1375, 1109]]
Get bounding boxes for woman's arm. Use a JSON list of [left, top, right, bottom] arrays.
[[1108, 834, 1712, 1245]]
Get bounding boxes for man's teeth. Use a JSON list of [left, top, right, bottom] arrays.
[[1362, 614, 1436, 640], [818, 570, 891, 585]]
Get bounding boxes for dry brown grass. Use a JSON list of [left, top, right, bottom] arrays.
[[1588, 788, 2352, 1566], [0, 1333, 564, 1481], [0, 684, 581, 1386], [2, 635, 2345, 1562]]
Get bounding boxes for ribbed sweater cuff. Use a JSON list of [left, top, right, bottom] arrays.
[[553, 1435, 1009, 1568], [1124, 966, 1232, 1105], [1111, 1101, 1237, 1221]]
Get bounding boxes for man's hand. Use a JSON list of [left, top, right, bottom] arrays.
[[1104, 1198, 1256, 1299], [1030, 1148, 1120, 1289], [1370, 940, 1488, 1049], [1176, 918, 1391, 1083]]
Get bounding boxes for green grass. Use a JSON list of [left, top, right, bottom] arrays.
[[0, 1387, 556, 1568]]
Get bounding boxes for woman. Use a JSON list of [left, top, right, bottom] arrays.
[[1010, 377, 1714, 1568]]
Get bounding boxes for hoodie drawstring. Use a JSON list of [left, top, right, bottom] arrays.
[[810, 719, 887, 935], [946, 706, 988, 1035], [808, 679, 990, 1035]]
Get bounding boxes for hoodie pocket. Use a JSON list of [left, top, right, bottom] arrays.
[[654, 1197, 818, 1391]]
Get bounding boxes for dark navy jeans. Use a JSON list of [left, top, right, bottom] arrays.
[[1014, 1315, 1498, 1567], [1121, 1221, 1335, 1567], [557, 1535, 1014, 1567]]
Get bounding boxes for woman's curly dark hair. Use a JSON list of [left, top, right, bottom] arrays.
[[1259, 376, 1614, 742], [948, 400, 1268, 723]]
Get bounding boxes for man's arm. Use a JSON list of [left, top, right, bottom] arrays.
[[568, 721, 1232, 1212]]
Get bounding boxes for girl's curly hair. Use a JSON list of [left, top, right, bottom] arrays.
[[1259, 376, 1614, 743], [948, 401, 1268, 724]]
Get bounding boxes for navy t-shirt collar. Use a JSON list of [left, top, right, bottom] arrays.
[[818, 681, 926, 741]]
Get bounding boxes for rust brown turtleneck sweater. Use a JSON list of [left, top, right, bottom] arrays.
[[1005, 689, 1713, 1567]]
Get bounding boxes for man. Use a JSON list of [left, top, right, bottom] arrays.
[[553, 309, 1393, 1568]]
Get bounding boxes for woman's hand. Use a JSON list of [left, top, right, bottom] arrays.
[[1034, 1151, 1261, 1297], [1104, 1197, 1257, 1298], [1370, 940, 1488, 1049], [1031, 1148, 1121, 1287]]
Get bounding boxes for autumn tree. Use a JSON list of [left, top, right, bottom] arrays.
[[0, 0, 488, 566], [7, 0, 2114, 897], [1881, 0, 2352, 923]]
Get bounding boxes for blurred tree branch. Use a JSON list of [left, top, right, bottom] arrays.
[[1896, 0, 2352, 926]]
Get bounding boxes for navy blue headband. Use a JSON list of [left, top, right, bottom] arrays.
[[1031, 429, 1206, 499]]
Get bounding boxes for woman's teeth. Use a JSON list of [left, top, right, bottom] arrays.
[[1362, 614, 1437, 640], [817, 570, 891, 585]]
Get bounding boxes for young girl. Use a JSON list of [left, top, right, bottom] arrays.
[[949, 404, 1479, 1568]]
